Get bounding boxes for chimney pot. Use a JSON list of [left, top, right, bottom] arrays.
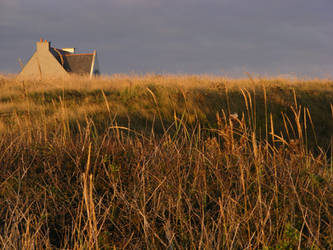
[[36, 39, 50, 51]]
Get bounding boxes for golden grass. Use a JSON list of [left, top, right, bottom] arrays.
[[2, 73, 333, 91], [0, 74, 332, 248]]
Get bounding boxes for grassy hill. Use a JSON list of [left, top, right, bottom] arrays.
[[0, 74, 332, 248], [1, 74, 333, 146]]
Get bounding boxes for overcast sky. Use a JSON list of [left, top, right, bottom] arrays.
[[1, 0, 332, 77]]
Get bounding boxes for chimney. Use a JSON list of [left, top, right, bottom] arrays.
[[62, 48, 75, 53], [36, 38, 50, 51]]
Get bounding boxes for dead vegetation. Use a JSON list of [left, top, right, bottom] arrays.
[[0, 74, 332, 248]]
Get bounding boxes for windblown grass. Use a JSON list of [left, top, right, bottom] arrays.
[[0, 74, 332, 248]]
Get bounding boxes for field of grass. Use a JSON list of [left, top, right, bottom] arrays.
[[0, 74, 332, 248]]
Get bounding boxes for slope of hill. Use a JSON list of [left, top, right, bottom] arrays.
[[0, 74, 332, 248]]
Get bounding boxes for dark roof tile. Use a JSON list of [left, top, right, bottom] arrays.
[[63, 54, 94, 74], [50, 47, 94, 75]]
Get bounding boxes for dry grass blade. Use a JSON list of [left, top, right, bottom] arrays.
[[0, 74, 332, 249]]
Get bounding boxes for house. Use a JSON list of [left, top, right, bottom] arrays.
[[17, 39, 100, 79]]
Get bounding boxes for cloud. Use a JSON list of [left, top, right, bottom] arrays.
[[0, 0, 20, 7], [1, 0, 333, 76]]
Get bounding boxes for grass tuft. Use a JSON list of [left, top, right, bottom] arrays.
[[0, 74, 332, 248]]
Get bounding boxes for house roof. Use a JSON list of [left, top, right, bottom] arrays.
[[50, 48, 69, 66], [50, 48, 94, 75], [63, 54, 94, 75]]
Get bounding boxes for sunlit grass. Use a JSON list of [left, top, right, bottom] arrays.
[[0, 74, 332, 248]]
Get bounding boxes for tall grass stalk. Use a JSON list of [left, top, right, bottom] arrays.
[[0, 74, 332, 248]]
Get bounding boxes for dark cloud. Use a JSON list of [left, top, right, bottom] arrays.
[[1, 0, 332, 77]]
